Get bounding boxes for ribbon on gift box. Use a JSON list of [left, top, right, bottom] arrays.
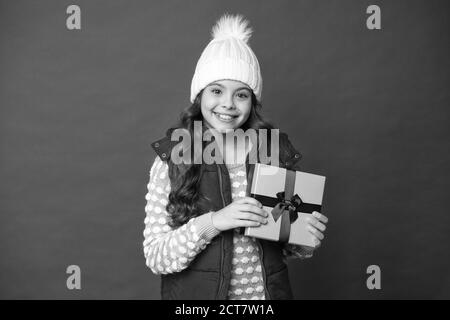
[[251, 169, 322, 243], [271, 192, 302, 223]]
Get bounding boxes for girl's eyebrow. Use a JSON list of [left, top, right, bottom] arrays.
[[209, 82, 251, 92]]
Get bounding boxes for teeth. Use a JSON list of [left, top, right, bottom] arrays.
[[218, 114, 232, 120], [215, 112, 235, 121]]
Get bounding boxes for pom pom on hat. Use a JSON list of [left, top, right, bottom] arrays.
[[211, 14, 253, 43], [190, 13, 263, 103]]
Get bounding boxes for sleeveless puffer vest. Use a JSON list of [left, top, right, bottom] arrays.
[[150, 129, 303, 300]]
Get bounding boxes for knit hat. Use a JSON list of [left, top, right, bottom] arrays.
[[190, 14, 263, 103]]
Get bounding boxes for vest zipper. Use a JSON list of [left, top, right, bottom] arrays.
[[216, 164, 227, 299], [256, 240, 271, 300], [217, 164, 227, 206]]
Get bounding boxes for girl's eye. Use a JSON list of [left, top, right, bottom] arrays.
[[237, 92, 249, 99], [211, 88, 222, 95]]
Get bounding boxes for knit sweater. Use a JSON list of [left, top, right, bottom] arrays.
[[143, 156, 314, 299], [225, 162, 265, 299]]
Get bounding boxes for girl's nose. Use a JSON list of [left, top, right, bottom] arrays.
[[221, 95, 235, 109]]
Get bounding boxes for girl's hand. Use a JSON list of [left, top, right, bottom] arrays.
[[211, 197, 268, 231], [306, 211, 329, 248]]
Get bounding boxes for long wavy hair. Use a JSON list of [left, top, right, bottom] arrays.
[[166, 89, 275, 228]]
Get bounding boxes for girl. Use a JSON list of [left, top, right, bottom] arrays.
[[143, 14, 328, 300]]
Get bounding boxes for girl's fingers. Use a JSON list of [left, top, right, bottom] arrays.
[[237, 210, 267, 224], [237, 197, 263, 208], [239, 219, 262, 227], [312, 211, 328, 224], [307, 225, 324, 240], [240, 204, 267, 217], [314, 237, 321, 248], [306, 217, 326, 232]]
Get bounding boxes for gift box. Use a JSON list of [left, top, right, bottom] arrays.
[[244, 163, 326, 248]]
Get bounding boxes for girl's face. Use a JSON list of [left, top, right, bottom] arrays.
[[200, 79, 253, 133]]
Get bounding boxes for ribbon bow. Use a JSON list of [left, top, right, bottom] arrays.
[[271, 191, 303, 223]]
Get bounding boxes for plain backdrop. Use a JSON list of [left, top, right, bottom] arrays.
[[0, 0, 449, 299]]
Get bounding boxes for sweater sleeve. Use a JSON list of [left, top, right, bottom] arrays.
[[143, 156, 221, 275], [282, 243, 314, 261]]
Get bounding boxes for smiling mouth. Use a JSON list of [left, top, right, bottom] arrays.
[[213, 111, 239, 122]]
